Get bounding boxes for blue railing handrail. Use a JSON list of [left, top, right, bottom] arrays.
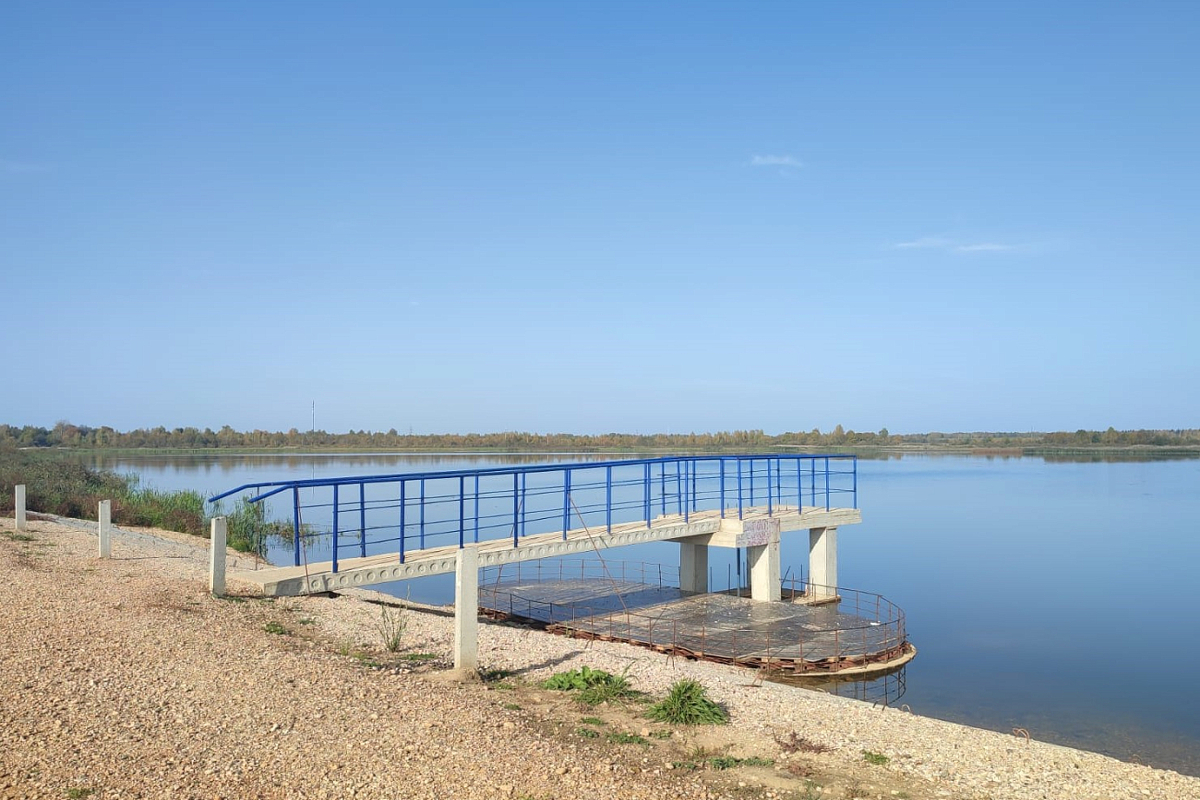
[[207, 453, 859, 504], [209, 454, 858, 573]]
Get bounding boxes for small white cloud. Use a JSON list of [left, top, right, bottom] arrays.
[[892, 236, 1018, 253], [750, 155, 803, 168], [893, 237, 952, 250], [955, 243, 1013, 252]]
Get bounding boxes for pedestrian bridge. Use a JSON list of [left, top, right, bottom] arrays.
[[209, 455, 862, 672]]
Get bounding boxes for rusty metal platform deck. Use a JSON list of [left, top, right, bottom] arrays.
[[479, 577, 913, 674]]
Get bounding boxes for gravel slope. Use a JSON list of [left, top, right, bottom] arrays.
[[2, 517, 1196, 800]]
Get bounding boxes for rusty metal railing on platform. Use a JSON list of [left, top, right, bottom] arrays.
[[478, 559, 908, 676]]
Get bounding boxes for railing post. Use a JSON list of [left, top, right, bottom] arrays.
[[691, 459, 697, 512], [825, 456, 830, 510], [292, 487, 302, 567], [676, 460, 682, 516], [472, 474, 482, 544], [749, 457, 754, 508], [520, 473, 527, 537], [332, 484, 340, 573], [14, 484, 26, 531], [562, 469, 571, 540], [775, 457, 782, 508], [644, 463, 651, 528], [853, 456, 858, 509], [399, 480, 406, 563], [209, 516, 227, 597], [473, 474, 480, 544], [459, 476, 466, 548], [810, 457, 816, 506], [737, 459, 744, 519], [794, 459, 801, 510], [512, 472, 520, 548], [605, 465, 612, 534], [419, 478, 426, 549], [359, 483, 367, 558], [98, 499, 111, 558], [719, 460, 726, 517], [660, 461, 666, 517], [766, 459, 773, 516], [683, 460, 689, 523]]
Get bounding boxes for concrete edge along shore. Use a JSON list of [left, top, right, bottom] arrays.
[[2, 514, 1197, 800]]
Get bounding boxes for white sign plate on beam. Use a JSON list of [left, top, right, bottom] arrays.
[[736, 518, 780, 547]]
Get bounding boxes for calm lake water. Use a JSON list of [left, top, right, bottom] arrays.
[[81, 451, 1200, 775]]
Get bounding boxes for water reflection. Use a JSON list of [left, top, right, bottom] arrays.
[[770, 665, 908, 707]]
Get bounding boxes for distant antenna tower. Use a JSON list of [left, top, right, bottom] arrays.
[[311, 401, 315, 433]]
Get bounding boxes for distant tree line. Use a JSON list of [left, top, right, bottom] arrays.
[[1, 422, 1197, 451]]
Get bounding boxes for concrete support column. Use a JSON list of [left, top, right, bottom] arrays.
[[808, 526, 838, 599], [98, 500, 112, 558], [454, 544, 480, 676], [14, 484, 26, 531], [678, 541, 708, 594], [748, 536, 781, 602], [209, 517, 227, 596]]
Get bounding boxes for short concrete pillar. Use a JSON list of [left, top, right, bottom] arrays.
[[808, 526, 838, 599], [14, 484, 26, 531], [454, 544, 480, 675], [748, 536, 781, 602], [209, 517, 227, 596], [679, 541, 708, 594], [98, 500, 112, 558]]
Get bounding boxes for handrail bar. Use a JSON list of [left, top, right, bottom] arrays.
[[207, 453, 858, 503]]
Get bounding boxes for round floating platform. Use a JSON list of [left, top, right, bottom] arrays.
[[479, 568, 913, 678]]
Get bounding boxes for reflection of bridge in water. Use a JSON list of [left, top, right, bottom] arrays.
[[209, 455, 912, 676]]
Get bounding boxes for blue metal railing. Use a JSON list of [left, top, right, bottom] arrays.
[[209, 454, 857, 573]]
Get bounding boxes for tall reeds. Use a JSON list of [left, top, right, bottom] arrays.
[[0, 445, 289, 555]]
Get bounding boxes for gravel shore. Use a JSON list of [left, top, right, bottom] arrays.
[[2, 516, 1196, 800]]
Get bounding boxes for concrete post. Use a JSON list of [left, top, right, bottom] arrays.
[[209, 517, 227, 597], [14, 484, 26, 531], [748, 535, 781, 602], [808, 526, 838, 599], [98, 500, 112, 558], [678, 541, 708, 594], [454, 544, 480, 676]]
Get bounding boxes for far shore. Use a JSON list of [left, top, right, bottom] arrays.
[[27, 443, 1200, 458]]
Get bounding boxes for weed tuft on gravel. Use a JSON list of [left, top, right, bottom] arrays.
[[646, 679, 728, 725], [540, 666, 639, 707], [372, 603, 407, 652]]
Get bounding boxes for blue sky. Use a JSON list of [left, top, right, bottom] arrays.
[[2, 2, 1197, 435]]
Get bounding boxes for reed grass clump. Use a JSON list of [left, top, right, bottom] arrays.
[[0, 447, 290, 555]]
